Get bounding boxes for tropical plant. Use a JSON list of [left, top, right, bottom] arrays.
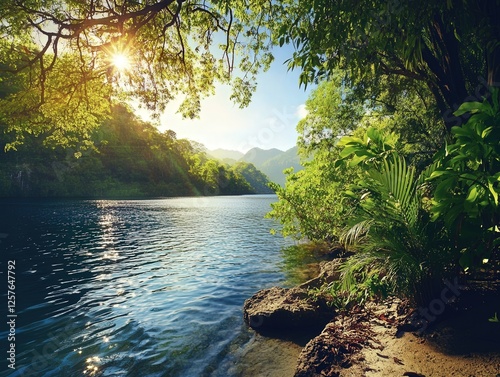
[[429, 87, 500, 270], [268, 74, 445, 244], [338, 127, 456, 307]]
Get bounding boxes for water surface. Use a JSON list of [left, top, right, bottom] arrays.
[[0, 195, 295, 377]]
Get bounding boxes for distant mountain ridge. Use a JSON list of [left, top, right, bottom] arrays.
[[209, 148, 244, 161], [209, 146, 302, 187], [239, 148, 284, 168]]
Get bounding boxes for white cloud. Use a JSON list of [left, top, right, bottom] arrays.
[[296, 103, 308, 120]]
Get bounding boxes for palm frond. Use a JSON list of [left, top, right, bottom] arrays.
[[340, 153, 454, 305], [340, 219, 373, 248]]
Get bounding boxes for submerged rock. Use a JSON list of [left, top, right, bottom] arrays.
[[243, 286, 335, 332]]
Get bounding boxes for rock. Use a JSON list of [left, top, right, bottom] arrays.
[[243, 286, 335, 332], [294, 313, 373, 377]]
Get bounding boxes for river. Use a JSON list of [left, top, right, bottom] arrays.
[[0, 195, 300, 377]]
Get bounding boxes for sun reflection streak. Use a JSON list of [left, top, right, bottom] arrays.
[[97, 211, 121, 263], [84, 356, 101, 376]]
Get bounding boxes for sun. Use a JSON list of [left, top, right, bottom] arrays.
[[112, 53, 131, 72]]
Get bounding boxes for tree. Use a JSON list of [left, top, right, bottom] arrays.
[[268, 74, 445, 242], [338, 127, 458, 307], [0, 104, 262, 197], [231, 161, 273, 194], [296, 74, 364, 154], [267, 148, 358, 241], [0, 0, 277, 148], [276, 0, 500, 130]]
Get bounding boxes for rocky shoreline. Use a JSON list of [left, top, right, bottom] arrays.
[[242, 259, 500, 377]]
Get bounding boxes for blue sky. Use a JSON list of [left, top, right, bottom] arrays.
[[152, 46, 314, 153]]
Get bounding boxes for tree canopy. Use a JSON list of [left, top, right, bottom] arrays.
[[2, 0, 500, 148], [0, 0, 277, 148], [278, 0, 500, 129]]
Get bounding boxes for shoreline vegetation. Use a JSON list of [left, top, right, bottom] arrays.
[[242, 243, 500, 377], [261, 84, 500, 376], [0, 105, 272, 199]]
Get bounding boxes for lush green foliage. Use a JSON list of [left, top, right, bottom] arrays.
[[275, 0, 498, 128], [429, 88, 500, 270], [0, 105, 269, 197], [2, 1, 499, 152], [0, 0, 279, 147], [338, 128, 457, 306], [267, 147, 358, 241], [269, 78, 500, 307], [231, 161, 273, 194], [273, 87, 500, 306], [268, 75, 443, 242], [296, 75, 364, 153]]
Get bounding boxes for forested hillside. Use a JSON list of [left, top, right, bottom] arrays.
[[0, 105, 270, 198], [239, 146, 302, 186]]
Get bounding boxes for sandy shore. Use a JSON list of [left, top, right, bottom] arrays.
[[240, 254, 500, 377]]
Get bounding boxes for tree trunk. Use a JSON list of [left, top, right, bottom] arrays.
[[482, 0, 500, 87], [487, 42, 500, 87]]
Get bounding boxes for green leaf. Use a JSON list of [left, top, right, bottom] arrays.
[[488, 313, 499, 323], [465, 185, 479, 203], [338, 136, 364, 146], [339, 145, 363, 158], [481, 126, 494, 139], [454, 101, 487, 117], [451, 125, 475, 138], [488, 179, 499, 206], [429, 170, 452, 180]]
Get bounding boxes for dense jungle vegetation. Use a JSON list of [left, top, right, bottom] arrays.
[[0, 105, 270, 197]]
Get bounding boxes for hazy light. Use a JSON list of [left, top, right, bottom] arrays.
[[112, 53, 131, 71]]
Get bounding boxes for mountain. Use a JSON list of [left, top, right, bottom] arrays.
[[239, 146, 302, 186], [231, 162, 274, 194], [209, 148, 244, 161], [239, 147, 283, 167]]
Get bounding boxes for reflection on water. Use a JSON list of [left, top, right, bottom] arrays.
[[280, 242, 335, 285], [0, 196, 302, 377]]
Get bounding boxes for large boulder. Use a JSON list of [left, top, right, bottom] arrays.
[[243, 286, 335, 332]]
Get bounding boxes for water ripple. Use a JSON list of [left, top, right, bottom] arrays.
[[1, 196, 294, 377]]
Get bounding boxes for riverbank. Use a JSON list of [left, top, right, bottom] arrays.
[[347, 290, 500, 376], [242, 260, 500, 377]]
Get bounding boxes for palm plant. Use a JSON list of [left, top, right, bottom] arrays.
[[338, 129, 458, 307]]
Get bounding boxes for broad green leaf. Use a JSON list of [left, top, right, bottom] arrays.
[[454, 101, 488, 117], [487, 179, 499, 206], [465, 185, 479, 203], [429, 170, 452, 180]]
